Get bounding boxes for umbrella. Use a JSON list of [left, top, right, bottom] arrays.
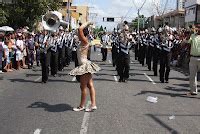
[[0, 26, 14, 32]]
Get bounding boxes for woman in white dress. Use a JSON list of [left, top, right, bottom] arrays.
[[69, 22, 100, 112]]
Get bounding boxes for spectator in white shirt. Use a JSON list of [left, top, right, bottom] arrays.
[[16, 33, 23, 70]]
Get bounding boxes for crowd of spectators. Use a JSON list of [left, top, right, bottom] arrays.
[[0, 27, 39, 73]]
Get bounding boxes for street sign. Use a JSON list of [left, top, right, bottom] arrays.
[[107, 18, 114, 22], [103, 17, 115, 22]]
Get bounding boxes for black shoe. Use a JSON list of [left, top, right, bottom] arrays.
[[160, 80, 164, 83], [123, 79, 128, 83], [187, 92, 198, 96], [41, 81, 47, 84], [165, 81, 169, 83], [118, 79, 123, 82], [52, 74, 57, 77]]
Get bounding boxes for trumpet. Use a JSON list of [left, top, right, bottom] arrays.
[[42, 11, 69, 32]]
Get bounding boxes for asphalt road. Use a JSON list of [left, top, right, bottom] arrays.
[[0, 48, 200, 134]]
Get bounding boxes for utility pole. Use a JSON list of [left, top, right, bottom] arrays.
[[132, 0, 147, 33], [137, 9, 140, 34], [67, 0, 70, 30]]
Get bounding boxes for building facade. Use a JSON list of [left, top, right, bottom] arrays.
[[177, 0, 185, 10], [148, 10, 185, 29], [185, 0, 200, 26]]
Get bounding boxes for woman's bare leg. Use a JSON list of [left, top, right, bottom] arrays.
[[79, 74, 90, 107], [87, 74, 96, 107]]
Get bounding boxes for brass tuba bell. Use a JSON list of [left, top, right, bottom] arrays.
[[42, 11, 68, 31]]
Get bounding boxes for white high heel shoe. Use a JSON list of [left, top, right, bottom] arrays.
[[85, 106, 97, 112]]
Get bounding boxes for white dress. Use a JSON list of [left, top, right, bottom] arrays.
[[69, 44, 100, 76]]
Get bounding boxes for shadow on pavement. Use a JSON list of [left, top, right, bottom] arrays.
[[146, 114, 179, 134], [164, 86, 189, 92], [27, 102, 73, 112], [8, 78, 78, 83], [128, 78, 151, 83], [134, 90, 200, 99], [100, 69, 116, 72], [170, 77, 189, 81], [171, 67, 189, 76], [95, 73, 115, 77], [26, 73, 41, 77], [9, 78, 41, 83], [0, 76, 3, 80], [93, 78, 115, 82], [48, 79, 77, 83]]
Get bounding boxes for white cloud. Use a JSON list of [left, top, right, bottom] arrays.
[[74, 0, 176, 31]]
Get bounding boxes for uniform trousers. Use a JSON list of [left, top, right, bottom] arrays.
[[111, 43, 118, 67], [40, 49, 51, 82], [65, 46, 72, 66], [50, 50, 58, 76], [36, 48, 40, 66], [146, 46, 153, 71], [58, 46, 65, 71], [134, 44, 139, 60], [139, 45, 146, 66], [101, 47, 107, 61], [72, 51, 78, 67], [159, 51, 171, 82], [117, 53, 130, 80], [153, 48, 160, 76]]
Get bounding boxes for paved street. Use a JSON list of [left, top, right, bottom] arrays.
[[0, 49, 200, 134]]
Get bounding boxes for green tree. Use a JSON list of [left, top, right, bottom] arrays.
[[99, 25, 104, 32], [0, 8, 9, 26], [131, 15, 147, 30], [1, 1, 61, 30]]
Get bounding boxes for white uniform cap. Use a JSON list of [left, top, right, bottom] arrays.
[[17, 33, 22, 36], [158, 28, 163, 33], [165, 25, 170, 31], [151, 27, 156, 32], [59, 26, 64, 30]]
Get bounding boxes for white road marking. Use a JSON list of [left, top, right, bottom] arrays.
[[80, 101, 91, 134], [34, 129, 42, 134], [144, 73, 156, 85], [98, 54, 101, 56], [108, 60, 111, 64], [114, 76, 118, 82], [34, 76, 42, 82]]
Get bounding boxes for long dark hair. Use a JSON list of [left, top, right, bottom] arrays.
[[83, 27, 89, 37]]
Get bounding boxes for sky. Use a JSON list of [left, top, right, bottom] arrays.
[[73, 0, 176, 31]]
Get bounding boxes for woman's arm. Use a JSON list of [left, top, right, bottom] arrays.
[[78, 22, 93, 46]]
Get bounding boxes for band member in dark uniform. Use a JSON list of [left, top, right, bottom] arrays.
[[40, 30, 51, 83], [152, 30, 162, 76], [138, 31, 146, 66], [111, 30, 118, 67], [159, 27, 174, 83], [146, 28, 155, 71], [117, 21, 133, 82], [50, 32, 58, 77], [58, 27, 66, 71]]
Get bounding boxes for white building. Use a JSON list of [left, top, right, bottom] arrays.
[[185, 0, 200, 26], [177, 0, 185, 10]]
